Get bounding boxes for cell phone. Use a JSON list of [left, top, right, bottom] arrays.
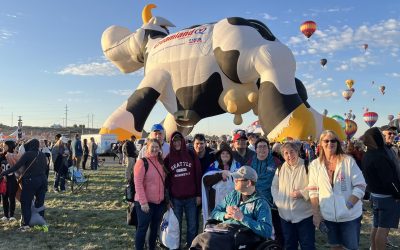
[[319, 221, 329, 234]]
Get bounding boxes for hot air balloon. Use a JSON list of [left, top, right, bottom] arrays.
[[371, 81, 375, 85], [300, 20, 317, 39], [345, 79, 354, 89], [388, 115, 394, 122], [372, 98, 375, 102], [363, 112, 378, 127], [379, 85, 385, 95], [363, 44, 368, 51], [345, 113, 353, 120], [352, 114, 356, 120], [345, 119, 358, 140], [320, 58, 327, 67], [323, 109, 328, 116], [331, 115, 346, 130], [342, 89, 353, 101], [349, 88, 355, 93]]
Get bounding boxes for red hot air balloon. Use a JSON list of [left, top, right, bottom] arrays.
[[300, 21, 317, 38], [345, 119, 358, 140], [363, 112, 378, 127]]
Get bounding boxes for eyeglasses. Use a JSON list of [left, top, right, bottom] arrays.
[[322, 139, 337, 144], [387, 132, 395, 136]]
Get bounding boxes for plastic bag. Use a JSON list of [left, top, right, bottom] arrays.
[[160, 208, 180, 249]]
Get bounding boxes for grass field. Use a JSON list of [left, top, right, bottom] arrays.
[[0, 157, 399, 249]]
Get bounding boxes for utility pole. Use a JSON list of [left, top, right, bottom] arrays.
[[11, 112, 13, 127], [17, 116, 22, 139], [65, 104, 68, 128], [91, 114, 94, 129], [87, 114, 90, 129]]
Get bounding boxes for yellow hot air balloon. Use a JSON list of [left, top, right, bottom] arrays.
[[345, 79, 354, 89]]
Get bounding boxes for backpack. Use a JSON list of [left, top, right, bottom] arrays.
[[125, 158, 149, 202]]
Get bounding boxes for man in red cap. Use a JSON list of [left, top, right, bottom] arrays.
[[232, 131, 255, 166]]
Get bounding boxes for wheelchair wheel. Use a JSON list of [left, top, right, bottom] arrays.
[[255, 240, 282, 250]]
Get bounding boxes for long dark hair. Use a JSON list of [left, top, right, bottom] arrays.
[[4, 140, 16, 153], [216, 146, 233, 169]]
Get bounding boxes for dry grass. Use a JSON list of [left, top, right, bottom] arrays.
[[0, 157, 398, 249]]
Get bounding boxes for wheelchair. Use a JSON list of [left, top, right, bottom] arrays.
[[200, 219, 282, 250]]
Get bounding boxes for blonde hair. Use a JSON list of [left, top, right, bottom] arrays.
[[318, 130, 344, 163]]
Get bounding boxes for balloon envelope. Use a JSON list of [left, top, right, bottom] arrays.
[[331, 115, 346, 130], [320, 58, 327, 67], [379, 85, 385, 95], [342, 89, 353, 101], [363, 44, 368, 51], [363, 112, 378, 127], [345, 119, 358, 140], [345, 79, 354, 89], [300, 20, 317, 38], [388, 115, 394, 122]]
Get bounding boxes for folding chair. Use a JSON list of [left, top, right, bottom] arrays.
[[67, 166, 90, 194]]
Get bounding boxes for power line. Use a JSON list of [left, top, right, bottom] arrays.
[[65, 104, 68, 128]]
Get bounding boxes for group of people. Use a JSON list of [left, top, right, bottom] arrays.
[[129, 123, 400, 250], [0, 133, 99, 231]]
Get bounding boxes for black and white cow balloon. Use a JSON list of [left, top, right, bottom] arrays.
[[100, 4, 345, 141]]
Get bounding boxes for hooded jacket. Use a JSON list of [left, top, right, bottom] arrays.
[[362, 127, 400, 198], [164, 131, 202, 199], [0, 139, 47, 179]]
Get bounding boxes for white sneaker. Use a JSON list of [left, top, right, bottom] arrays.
[[9, 217, 16, 221], [17, 225, 30, 232], [1, 216, 8, 222]]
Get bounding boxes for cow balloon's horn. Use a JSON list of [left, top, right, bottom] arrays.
[[142, 4, 156, 24]]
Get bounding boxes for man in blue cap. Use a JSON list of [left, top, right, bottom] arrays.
[[138, 124, 170, 159]]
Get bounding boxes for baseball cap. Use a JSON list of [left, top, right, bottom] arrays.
[[231, 166, 258, 182], [380, 125, 397, 132], [151, 124, 164, 132], [233, 133, 247, 142]]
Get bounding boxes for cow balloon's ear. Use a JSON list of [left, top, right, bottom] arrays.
[[150, 16, 176, 27]]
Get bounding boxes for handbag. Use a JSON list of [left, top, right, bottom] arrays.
[[16, 152, 39, 201], [127, 202, 138, 226]]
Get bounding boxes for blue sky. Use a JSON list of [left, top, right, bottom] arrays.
[[0, 0, 399, 137]]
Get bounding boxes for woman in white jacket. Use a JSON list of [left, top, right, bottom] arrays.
[[308, 130, 366, 250], [271, 142, 315, 250]]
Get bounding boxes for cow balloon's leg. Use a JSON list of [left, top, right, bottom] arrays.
[[162, 113, 194, 140], [100, 72, 171, 140]]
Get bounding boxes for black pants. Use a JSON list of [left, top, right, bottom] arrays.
[[1, 175, 17, 218], [20, 175, 47, 226], [82, 154, 88, 170]]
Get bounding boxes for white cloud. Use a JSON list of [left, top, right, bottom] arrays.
[[57, 57, 145, 77], [362, 90, 368, 95], [388, 72, 400, 77], [67, 90, 83, 95], [107, 89, 132, 96], [335, 64, 349, 71], [0, 29, 14, 41], [303, 79, 337, 98], [262, 13, 277, 21]]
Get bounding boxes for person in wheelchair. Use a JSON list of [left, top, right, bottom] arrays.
[[191, 166, 276, 250]]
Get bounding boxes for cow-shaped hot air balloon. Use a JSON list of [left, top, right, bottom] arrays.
[[99, 4, 345, 141], [363, 112, 378, 127]]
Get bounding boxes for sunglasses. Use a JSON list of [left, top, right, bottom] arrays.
[[322, 139, 337, 144]]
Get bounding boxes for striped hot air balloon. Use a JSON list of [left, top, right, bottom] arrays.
[[300, 21, 317, 38], [363, 112, 378, 127], [345, 119, 358, 140]]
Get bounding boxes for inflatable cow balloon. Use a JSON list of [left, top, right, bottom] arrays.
[[99, 4, 345, 141]]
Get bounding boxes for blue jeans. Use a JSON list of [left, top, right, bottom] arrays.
[[135, 202, 165, 250], [20, 175, 47, 226], [280, 216, 315, 250], [90, 155, 98, 170], [325, 216, 362, 250], [172, 197, 198, 246]]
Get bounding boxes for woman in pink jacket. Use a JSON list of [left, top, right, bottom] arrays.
[[134, 138, 168, 250]]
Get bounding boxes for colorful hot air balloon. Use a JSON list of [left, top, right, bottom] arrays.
[[320, 58, 327, 67], [363, 44, 368, 51], [345, 119, 358, 140], [331, 115, 346, 130], [342, 89, 353, 101], [300, 20, 317, 38], [363, 112, 378, 127], [388, 115, 394, 122], [345, 79, 354, 89], [379, 85, 385, 95]]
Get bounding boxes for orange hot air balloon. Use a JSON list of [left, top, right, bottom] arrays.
[[300, 21, 317, 38], [345, 79, 354, 89]]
